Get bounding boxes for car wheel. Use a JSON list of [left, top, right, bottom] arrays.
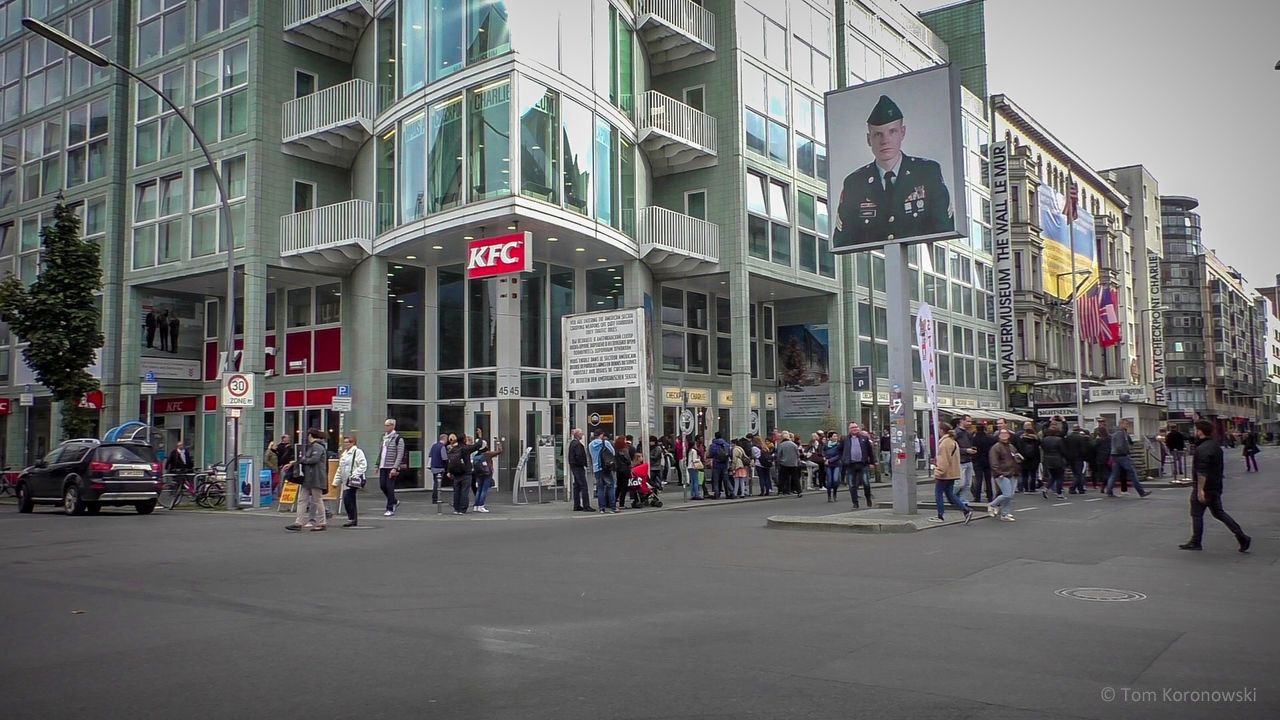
[[16, 482, 33, 513], [86, 503, 101, 515], [63, 483, 87, 516], [135, 499, 157, 515]]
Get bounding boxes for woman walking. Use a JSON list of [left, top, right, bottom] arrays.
[[685, 437, 704, 500], [1243, 430, 1260, 472], [822, 431, 841, 502], [1039, 423, 1067, 499], [286, 428, 329, 532], [929, 423, 974, 524], [332, 434, 367, 528], [1016, 422, 1041, 493]]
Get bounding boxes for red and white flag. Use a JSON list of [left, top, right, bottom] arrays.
[[1099, 287, 1122, 348]]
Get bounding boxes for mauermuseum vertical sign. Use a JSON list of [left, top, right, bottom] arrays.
[[989, 141, 1017, 382]]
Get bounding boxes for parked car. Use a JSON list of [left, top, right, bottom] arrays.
[[15, 439, 164, 515]]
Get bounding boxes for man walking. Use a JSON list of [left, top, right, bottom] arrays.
[[1181, 420, 1251, 553], [1106, 418, 1150, 498], [1165, 424, 1187, 479], [775, 432, 802, 497], [987, 428, 1021, 521], [953, 415, 977, 502], [972, 423, 996, 503], [879, 428, 892, 478], [428, 433, 448, 504], [568, 428, 594, 512], [378, 418, 407, 516], [1065, 426, 1093, 494], [838, 422, 875, 508]]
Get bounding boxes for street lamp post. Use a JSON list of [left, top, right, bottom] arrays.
[[1055, 269, 1093, 424], [23, 20, 240, 410]]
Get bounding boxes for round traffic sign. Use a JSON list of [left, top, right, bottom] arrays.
[[679, 409, 695, 435], [226, 374, 250, 398], [589, 412, 601, 426]]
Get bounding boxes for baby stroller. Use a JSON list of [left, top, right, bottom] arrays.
[[628, 473, 664, 508]]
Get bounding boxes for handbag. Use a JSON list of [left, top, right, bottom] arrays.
[[345, 473, 366, 489], [285, 462, 305, 484]]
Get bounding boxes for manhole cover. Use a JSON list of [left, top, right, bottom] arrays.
[[1055, 587, 1147, 602]]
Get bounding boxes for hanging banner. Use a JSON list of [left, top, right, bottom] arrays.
[[1147, 250, 1166, 406], [777, 324, 831, 418], [916, 303, 940, 445], [989, 141, 1018, 383]]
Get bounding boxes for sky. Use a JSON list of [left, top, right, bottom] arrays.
[[900, 0, 1280, 288]]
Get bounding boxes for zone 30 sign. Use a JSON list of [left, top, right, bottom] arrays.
[[466, 232, 533, 279]]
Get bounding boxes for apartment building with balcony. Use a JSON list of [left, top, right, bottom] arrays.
[[0, 0, 1002, 486]]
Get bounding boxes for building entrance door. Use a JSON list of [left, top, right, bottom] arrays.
[[518, 400, 552, 488]]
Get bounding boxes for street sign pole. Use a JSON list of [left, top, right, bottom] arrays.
[[22, 384, 31, 467], [885, 245, 918, 515]]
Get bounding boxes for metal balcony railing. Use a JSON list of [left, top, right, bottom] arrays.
[[636, 0, 716, 73], [283, 0, 372, 59], [282, 79, 374, 142], [637, 206, 718, 273], [284, 0, 370, 28], [280, 200, 374, 258], [637, 90, 717, 154]]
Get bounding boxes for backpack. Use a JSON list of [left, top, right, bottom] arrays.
[[600, 442, 616, 472], [760, 449, 775, 469], [713, 442, 729, 464], [447, 446, 467, 475]]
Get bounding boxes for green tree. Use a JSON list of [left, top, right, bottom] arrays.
[[0, 200, 103, 439]]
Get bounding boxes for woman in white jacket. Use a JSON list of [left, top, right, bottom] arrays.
[[333, 434, 368, 527]]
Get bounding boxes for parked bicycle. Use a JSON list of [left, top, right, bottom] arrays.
[[161, 464, 227, 510]]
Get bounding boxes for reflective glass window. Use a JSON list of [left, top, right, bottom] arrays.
[[399, 112, 426, 223], [561, 98, 591, 215], [467, 0, 511, 64], [519, 78, 558, 203], [401, 0, 426, 94], [428, 95, 463, 212], [469, 79, 511, 201], [430, 0, 464, 81]]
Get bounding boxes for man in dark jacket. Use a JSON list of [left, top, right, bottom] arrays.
[[1090, 424, 1111, 491], [447, 435, 485, 515], [708, 432, 733, 499], [568, 428, 594, 512], [1164, 425, 1187, 479], [1106, 419, 1149, 498], [837, 422, 876, 508], [1039, 424, 1068, 499], [953, 415, 977, 502], [972, 424, 997, 502], [428, 433, 448, 504], [1065, 427, 1093, 494], [1181, 420, 1250, 552]]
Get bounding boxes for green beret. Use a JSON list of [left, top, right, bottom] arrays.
[[867, 95, 903, 126]]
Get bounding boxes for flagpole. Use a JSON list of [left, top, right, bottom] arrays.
[[1069, 179, 1085, 425]]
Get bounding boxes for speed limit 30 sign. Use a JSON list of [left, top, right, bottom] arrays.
[[221, 372, 256, 408]]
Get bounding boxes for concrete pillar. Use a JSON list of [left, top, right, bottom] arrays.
[[828, 291, 849, 424], [730, 269, 752, 439], [238, 263, 267, 474], [348, 255, 388, 443]]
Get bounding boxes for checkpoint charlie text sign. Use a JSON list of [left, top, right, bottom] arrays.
[[563, 309, 644, 392]]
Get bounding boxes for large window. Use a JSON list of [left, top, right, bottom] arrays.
[[195, 0, 248, 37], [137, 0, 187, 66], [519, 78, 558, 203], [193, 42, 248, 142], [376, 127, 395, 232], [190, 155, 246, 257], [427, 95, 462, 212], [429, 0, 465, 82], [793, 92, 826, 181], [0, 131, 16, 209], [469, 79, 511, 201], [67, 2, 113, 94], [24, 33, 64, 113], [376, 5, 396, 111], [401, 0, 427, 95], [399, 112, 426, 223], [21, 118, 61, 202], [593, 117, 613, 227], [561, 97, 591, 216], [132, 173, 184, 269], [661, 288, 709, 374], [797, 191, 834, 278], [1, 45, 19, 124], [608, 4, 634, 115], [134, 68, 185, 167], [743, 63, 789, 166], [388, 265, 425, 371], [467, 0, 511, 64], [66, 98, 109, 188]]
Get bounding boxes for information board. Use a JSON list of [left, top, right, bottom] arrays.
[[563, 309, 643, 391]]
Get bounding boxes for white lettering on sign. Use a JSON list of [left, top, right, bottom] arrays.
[[563, 309, 644, 392], [466, 232, 532, 279]]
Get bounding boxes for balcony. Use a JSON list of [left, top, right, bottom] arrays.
[[637, 206, 718, 275], [635, 0, 716, 74], [281, 79, 374, 167], [280, 200, 374, 270], [284, 0, 372, 61], [636, 90, 717, 176]]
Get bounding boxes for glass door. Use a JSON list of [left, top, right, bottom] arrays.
[[520, 400, 551, 488], [465, 402, 493, 446]]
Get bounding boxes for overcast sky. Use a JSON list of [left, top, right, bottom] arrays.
[[901, 0, 1280, 288]]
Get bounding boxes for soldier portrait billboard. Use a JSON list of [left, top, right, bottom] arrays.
[[825, 64, 967, 252]]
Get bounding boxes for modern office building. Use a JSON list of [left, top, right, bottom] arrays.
[[1105, 164, 1163, 403], [0, 0, 1003, 487], [1159, 195, 1264, 432]]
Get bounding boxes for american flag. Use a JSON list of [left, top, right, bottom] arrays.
[[1078, 287, 1102, 343]]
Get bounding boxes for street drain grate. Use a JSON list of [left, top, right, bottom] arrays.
[[1055, 587, 1147, 602]]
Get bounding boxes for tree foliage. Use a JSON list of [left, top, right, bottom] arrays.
[[0, 200, 103, 439]]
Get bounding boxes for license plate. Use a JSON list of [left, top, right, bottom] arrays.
[[118, 470, 144, 478]]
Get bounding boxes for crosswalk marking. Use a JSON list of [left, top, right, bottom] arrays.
[[1018, 506, 1038, 512], [1084, 498, 1102, 502], [1052, 502, 1071, 507]]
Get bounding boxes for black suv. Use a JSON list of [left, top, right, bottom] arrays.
[[15, 440, 163, 515]]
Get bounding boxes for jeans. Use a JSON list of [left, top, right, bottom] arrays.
[[1245, 452, 1259, 472], [595, 470, 616, 510], [973, 465, 993, 502], [933, 479, 970, 519], [711, 465, 731, 498], [757, 466, 773, 494], [688, 467, 702, 498], [1171, 452, 1186, 477], [990, 475, 1016, 516], [880, 450, 892, 475], [571, 465, 591, 508], [843, 463, 871, 505], [342, 486, 358, 523], [956, 462, 974, 499], [430, 470, 444, 503], [1106, 456, 1144, 495], [379, 468, 398, 511], [1069, 461, 1087, 493], [294, 486, 326, 526], [452, 474, 471, 513], [1046, 466, 1066, 495], [1189, 487, 1246, 545], [825, 465, 841, 496], [474, 473, 493, 507]]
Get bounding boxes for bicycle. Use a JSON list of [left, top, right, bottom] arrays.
[[163, 466, 227, 510]]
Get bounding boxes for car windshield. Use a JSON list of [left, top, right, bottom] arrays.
[[95, 445, 158, 464]]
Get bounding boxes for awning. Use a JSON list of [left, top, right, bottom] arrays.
[[937, 407, 1032, 424]]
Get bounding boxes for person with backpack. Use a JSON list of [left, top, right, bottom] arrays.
[[471, 432, 502, 513], [753, 435, 775, 496], [378, 418, 407, 516], [708, 432, 732, 499], [589, 431, 618, 513], [446, 434, 485, 515]]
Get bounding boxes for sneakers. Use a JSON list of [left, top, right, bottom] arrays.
[[285, 524, 303, 532], [927, 516, 945, 523], [1041, 488, 1048, 499], [475, 506, 490, 513], [987, 505, 998, 518], [1055, 493, 1065, 500], [999, 514, 1016, 522], [342, 521, 357, 528], [1239, 536, 1252, 553], [1179, 542, 1202, 551], [963, 509, 973, 525], [453, 511, 463, 515], [310, 525, 326, 531], [1138, 490, 1151, 498], [384, 510, 394, 516]]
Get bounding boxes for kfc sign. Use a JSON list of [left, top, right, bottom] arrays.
[[79, 390, 105, 411], [0, 398, 9, 416], [466, 232, 532, 279]]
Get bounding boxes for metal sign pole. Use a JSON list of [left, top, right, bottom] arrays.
[[885, 244, 918, 515]]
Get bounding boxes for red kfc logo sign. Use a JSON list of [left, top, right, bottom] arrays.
[[0, 398, 9, 416], [466, 232, 532, 279]]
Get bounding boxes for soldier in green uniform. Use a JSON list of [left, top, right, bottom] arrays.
[[832, 95, 954, 248]]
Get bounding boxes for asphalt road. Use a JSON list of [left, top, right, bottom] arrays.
[[1, 465, 1277, 720]]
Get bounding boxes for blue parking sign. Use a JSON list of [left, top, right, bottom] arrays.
[[337, 385, 351, 397]]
